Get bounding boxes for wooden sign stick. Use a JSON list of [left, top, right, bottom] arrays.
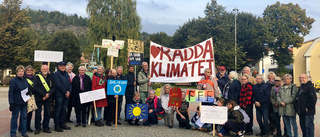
[[93, 100, 97, 118], [115, 97, 118, 128]]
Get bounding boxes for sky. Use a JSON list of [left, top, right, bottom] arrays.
[[2, 0, 319, 41]]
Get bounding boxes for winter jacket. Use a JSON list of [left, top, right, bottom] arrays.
[[223, 79, 241, 104], [270, 86, 281, 112], [8, 76, 28, 106], [70, 74, 92, 108], [33, 73, 55, 102], [190, 112, 211, 127], [252, 82, 270, 109], [53, 69, 72, 97], [128, 98, 142, 104], [239, 82, 253, 107], [216, 73, 230, 91], [295, 81, 317, 115], [146, 96, 163, 113], [228, 106, 244, 123], [277, 84, 297, 116], [92, 73, 108, 107], [160, 93, 173, 113], [24, 75, 34, 95], [138, 69, 150, 93], [197, 76, 219, 98], [125, 72, 136, 96]]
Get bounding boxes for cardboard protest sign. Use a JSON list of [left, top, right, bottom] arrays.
[[126, 104, 148, 119], [186, 90, 215, 102], [128, 39, 144, 66], [168, 87, 182, 107], [149, 38, 215, 83], [80, 89, 106, 104], [107, 48, 119, 57], [101, 39, 124, 49], [200, 106, 228, 124], [106, 80, 128, 95], [34, 50, 63, 62]]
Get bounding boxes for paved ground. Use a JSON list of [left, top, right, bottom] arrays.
[[1, 87, 319, 137]]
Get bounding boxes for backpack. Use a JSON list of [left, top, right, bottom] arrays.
[[238, 108, 250, 124]]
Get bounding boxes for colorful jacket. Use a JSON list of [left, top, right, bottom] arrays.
[[239, 82, 253, 107]]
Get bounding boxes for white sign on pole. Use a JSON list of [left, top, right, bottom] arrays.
[[200, 106, 228, 124], [101, 39, 125, 49], [107, 48, 119, 57], [80, 89, 106, 104], [34, 50, 63, 62]]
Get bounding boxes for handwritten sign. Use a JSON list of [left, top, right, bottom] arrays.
[[128, 39, 144, 66], [128, 52, 143, 66], [186, 90, 215, 102], [79, 89, 106, 104], [107, 48, 119, 57], [200, 106, 228, 124], [34, 50, 63, 62], [168, 87, 182, 107], [126, 104, 148, 119], [102, 39, 124, 49], [107, 80, 128, 95]]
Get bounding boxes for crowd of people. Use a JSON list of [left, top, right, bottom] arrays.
[[8, 61, 317, 137]]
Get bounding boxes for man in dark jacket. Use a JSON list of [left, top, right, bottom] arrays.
[[124, 65, 136, 120], [216, 66, 229, 91], [53, 61, 72, 132], [33, 65, 55, 134], [252, 74, 270, 137], [296, 74, 317, 137], [105, 69, 121, 126], [116, 66, 125, 119]]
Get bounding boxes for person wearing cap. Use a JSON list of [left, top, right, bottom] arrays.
[[241, 66, 256, 85], [53, 61, 72, 132], [216, 66, 229, 93], [270, 76, 284, 137], [143, 90, 163, 126], [277, 74, 298, 137], [197, 68, 219, 105]]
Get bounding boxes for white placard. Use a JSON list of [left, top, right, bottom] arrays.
[[79, 89, 106, 104], [21, 88, 30, 102], [34, 50, 63, 62], [101, 39, 125, 49], [201, 106, 228, 124], [107, 48, 119, 57]]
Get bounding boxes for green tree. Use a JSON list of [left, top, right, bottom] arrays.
[[0, 0, 38, 69], [143, 32, 173, 61], [262, 2, 314, 73], [86, 0, 141, 72], [47, 30, 81, 70]]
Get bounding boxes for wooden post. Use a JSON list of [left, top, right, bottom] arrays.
[[48, 62, 50, 69], [93, 101, 97, 118], [115, 97, 118, 128], [88, 105, 92, 125], [212, 124, 215, 136], [110, 56, 113, 69]]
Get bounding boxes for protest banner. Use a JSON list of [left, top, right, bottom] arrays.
[[186, 90, 214, 102], [128, 39, 144, 66], [101, 39, 125, 49], [107, 48, 119, 57], [149, 38, 215, 83], [168, 87, 182, 107], [107, 80, 128, 95], [126, 104, 148, 120], [79, 89, 106, 104], [34, 50, 63, 62], [200, 106, 228, 124]]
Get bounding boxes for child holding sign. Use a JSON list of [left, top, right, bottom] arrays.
[[190, 106, 212, 132], [176, 91, 191, 129]]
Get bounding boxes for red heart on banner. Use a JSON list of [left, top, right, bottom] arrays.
[[150, 45, 161, 58]]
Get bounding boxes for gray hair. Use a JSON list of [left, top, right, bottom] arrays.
[[117, 66, 123, 70], [256, 74, 263, 79], [97, 66, 105, 71], [25, 65, 33, 73], [283, 74, 293, 79], [66, 62, 74, 68], [142, 62, 148, 66], [204, 68, 211, 73], [41, 65, 48, 70], [161, 84, 171, 95], [229, 71, 238, 80], [243, 66, 251, 72], [268, 71, 276, 78], [78, 66, 86, 71]]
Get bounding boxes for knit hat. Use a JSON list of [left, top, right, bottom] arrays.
[[149, 90, 155, 94]]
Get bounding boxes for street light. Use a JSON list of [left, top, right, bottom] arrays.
[[233, 7, 239, 71]]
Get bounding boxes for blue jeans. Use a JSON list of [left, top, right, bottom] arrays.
[[189, 122, 212, 129], [10, 105, 27, 136], [256, 108, 269, 134], [54, 96, 69, 127], [299, 115, 314, 137], [95, 107, 103, 121], [283, 116, 298, 137]]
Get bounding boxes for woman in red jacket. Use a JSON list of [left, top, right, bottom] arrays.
[[92, 66, 108, 126]]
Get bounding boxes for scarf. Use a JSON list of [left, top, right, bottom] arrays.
[[26, 74, 33, 79], [79, 74, 85, 91]]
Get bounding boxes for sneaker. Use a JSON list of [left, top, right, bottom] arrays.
[[43, 129, 51, 133], [95, 120, 104, 127], [208, 131, 213, 135], [54, 127, 63, 132], [61, 125, 71, 130], [34, 130, 40, 134]]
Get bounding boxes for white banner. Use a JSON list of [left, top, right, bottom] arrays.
[[34, 50, 63, 62], [101, 39, 124, 49], [79, 89, 106, 104], [149, 38, 215, 83], [107, 48, 119, 57], [201, 106, 228, 124]]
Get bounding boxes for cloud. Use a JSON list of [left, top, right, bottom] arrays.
[[139, 0, 170, 10]]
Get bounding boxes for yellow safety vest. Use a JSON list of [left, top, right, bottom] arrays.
[[37, 74, 50, 92], [27, 79, 33, 87]]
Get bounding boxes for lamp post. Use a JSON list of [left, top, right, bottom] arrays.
[[233, 7, 239, 71]]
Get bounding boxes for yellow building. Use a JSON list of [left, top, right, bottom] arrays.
[[293, 37, 320, 86]]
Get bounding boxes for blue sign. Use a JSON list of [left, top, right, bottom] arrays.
[[107, 80, 127, 95], [126, 104, 148, 119]]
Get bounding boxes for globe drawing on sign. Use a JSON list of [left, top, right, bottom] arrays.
[[114, 85, 121, 93]]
